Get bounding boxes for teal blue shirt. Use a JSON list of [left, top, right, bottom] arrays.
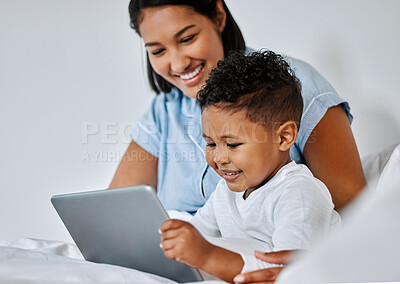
[[131, 54, 352, 214]]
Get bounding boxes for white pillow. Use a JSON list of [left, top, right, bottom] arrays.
[[361, 142, 399, 191]]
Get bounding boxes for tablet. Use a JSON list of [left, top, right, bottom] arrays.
[[51, 185, 203, 283]]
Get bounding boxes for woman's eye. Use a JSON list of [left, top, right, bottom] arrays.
[[227, 143, 242, 149], [206, 143, 216, 148], [151, 49, 165, 56], [180, 35, 195, 44]]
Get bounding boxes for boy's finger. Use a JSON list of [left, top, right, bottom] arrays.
[[160, 239, 175, 251], [160, 227, 182, 241], [160, 219, 186, 232], [162, 245, 178, 260]]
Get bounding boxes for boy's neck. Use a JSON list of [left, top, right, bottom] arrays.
[[243, 154, 292, 200]]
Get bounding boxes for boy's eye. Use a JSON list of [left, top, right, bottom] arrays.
[[206, 143, 216, 148], [227, 143, 242, 149], [180, 35, 195, 44]]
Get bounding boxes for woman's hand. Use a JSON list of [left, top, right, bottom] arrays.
[[233, 250, 293, 284], [160, 219, 215, 268]]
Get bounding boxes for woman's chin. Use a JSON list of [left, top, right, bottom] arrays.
[[181, 86, 202, 99]]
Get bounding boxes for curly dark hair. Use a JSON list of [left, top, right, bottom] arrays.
[[197, 50, 303, 130]]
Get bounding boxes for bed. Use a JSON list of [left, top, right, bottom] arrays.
[[1, 143, 399, 283]]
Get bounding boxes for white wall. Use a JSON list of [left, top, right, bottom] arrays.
[[1, 0, 399, 242]]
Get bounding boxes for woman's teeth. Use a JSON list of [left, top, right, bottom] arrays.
[[180, 65, 203, 80]]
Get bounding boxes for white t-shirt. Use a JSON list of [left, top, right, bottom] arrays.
[[191, 161, 341, 271]]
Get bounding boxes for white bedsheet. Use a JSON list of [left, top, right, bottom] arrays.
[[0, 213, 274, 283], [0, 236, 271, 283], [0, 238, 175, 283], [0, 236, 274, 283], [0, 238, 227, 283]]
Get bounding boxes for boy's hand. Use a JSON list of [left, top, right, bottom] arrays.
[[160, 219, 215, 269]]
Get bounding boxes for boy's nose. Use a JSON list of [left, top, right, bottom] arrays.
[[213, 149, 229, 165]]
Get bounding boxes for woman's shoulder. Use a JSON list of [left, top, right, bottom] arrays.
[[282, 55, 339, 97], [246, 47, 338, 96]]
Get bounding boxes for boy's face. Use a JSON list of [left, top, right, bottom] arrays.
[[202, 106, 286, 195]]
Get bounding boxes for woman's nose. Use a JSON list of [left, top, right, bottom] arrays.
[[170, 50, 190, 73]]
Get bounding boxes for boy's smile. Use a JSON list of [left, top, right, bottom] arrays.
[[202, 106, 290, 197], [219, 169, 243, 182]]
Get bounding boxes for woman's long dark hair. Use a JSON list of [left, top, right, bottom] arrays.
[[128, 0, 246, 94]]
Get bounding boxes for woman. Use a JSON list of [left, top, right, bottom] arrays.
[[110, 0, 366, 281]]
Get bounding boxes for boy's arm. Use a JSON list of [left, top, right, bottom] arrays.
[[271, 182, 339, 251], [200, 243, 244, 282], [160, 219, 244, 282]]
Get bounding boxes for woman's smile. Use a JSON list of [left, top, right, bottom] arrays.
[[176, 63, 205, 87]]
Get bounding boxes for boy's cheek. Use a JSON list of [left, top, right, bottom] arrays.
[[205, 151, 214, 167], [207, 160, 220, 176], [205, 150, 223, 177]]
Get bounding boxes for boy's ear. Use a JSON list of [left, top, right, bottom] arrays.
[[215, 0, 227, 33], [276, 121, 298, 151]]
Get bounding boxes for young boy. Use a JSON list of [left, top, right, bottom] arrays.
[[160, 50, 340, 282]]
